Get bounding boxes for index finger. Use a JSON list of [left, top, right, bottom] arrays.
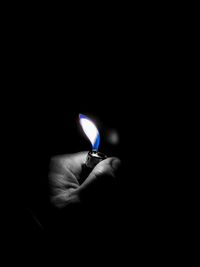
[[58, 151, 88, 179]]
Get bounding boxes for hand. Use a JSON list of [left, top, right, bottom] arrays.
[[49, 151, 121, 209]]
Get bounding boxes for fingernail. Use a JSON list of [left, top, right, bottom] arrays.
[[111, 158, 121, 171]]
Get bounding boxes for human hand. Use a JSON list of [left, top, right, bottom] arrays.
[[49, 151, 121, 209]]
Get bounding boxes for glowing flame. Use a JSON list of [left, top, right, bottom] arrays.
[[79, 114, 100, 150]]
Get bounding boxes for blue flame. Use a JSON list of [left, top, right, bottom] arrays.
[[93, 132, 100, 151], [79, 114, 100, 150]]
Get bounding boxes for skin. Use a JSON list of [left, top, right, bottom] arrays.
[[49, 151, 121, 209]]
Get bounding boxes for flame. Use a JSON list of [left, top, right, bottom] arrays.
[[79, 114, 100, 150]]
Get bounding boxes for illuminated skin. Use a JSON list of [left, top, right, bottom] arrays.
[[49, 152, 121, 208]]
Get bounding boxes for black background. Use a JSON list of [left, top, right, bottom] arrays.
[[2, 14, 180, 261]]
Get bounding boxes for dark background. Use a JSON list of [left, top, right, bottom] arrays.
[[8, 68, 173, 251], [2, 14, 180, 261]]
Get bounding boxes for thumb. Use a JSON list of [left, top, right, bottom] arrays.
[[78, 157, 121, 194]]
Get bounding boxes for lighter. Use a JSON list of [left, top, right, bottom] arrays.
[[79, 114, 107, 179]]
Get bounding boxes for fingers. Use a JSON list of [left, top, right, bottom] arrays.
[[49, 152, 89, 208], [50, 151, 88, 180], [78, 157, 121, 193]]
